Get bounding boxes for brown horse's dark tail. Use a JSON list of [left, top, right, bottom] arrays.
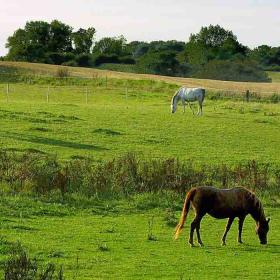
[[174, 188, 196, 240]]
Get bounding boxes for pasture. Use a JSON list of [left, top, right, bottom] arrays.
[[0, 62, 280, 279], [0, 195, 280, 279]]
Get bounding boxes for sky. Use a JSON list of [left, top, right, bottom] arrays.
[[0, 0, 279, 56]]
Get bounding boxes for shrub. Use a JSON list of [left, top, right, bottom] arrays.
[[193, 60, 271, 82], [55, 67, 70, 78], [4, 242, 64, 280]]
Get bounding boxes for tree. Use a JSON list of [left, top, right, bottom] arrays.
[[137, 50, 180, 76], [48, 20, 73, 53], [185, 25, 246, 65], [72, 27, 96, 54], [93, 36, 127, 56], [6, 21, 51, 61]]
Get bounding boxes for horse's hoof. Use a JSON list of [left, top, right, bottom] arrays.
[[221, 242, 226, 246], [189, 243, 195, 248], [238, 241, 243, 244], [198, 243, 204, 247]]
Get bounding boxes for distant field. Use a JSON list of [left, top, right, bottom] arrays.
[[0, 83, 280, 164], [1, 61, 280, 94]]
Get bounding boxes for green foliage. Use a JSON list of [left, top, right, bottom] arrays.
[[93, 36, 127, 56], [4, 242, 64, 280], [72, 27, 96, 54], [136, 50, 182, 76], [4, 21, 278, 82], [193, 60, 271, 82], [0, 151, 280, 198]]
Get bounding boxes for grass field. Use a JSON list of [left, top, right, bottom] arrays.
[[0, 83, 280, 164], [0, 195, 279, 280], [0, 62, 280, 279]]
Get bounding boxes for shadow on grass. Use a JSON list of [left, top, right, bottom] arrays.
[[1, 132, 108, 151], [93, 128, 122, 136]]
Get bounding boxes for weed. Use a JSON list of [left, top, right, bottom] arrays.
[[164, 208, 178, 227], [98, 243, 109, 252], [147, 216, 157, 241]]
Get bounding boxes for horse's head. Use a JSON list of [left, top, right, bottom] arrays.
[[256, 218, 270, 245]]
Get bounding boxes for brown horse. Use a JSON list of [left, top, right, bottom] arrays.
[[174, 186, 270, 246]]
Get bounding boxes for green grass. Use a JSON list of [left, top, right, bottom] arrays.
[[0, 64, 280, 279], [0, 195, 279, 279], [0, 83, 280, 164]]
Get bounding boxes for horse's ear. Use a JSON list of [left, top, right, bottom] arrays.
[[267, 218, 270, 223]]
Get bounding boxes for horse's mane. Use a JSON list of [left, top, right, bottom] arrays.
[[247, 189, 265, 221]]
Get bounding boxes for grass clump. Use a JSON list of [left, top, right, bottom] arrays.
[[4, 242, 64, 280]]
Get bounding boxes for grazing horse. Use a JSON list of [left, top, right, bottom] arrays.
[[174, 186, 270, 246], [171, 87, 205, 115]]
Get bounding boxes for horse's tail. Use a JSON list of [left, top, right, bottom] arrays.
[[201, 88, 206, 103], [174, 188, 196, 240]]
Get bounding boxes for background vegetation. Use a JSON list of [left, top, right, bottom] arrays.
[[3, 21, 280, 82]]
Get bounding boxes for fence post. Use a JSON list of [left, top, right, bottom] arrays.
[[6, 83, 9, 102], [245, 90, 250, 102]]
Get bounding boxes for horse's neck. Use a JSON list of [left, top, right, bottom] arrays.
[[251, 200, 266, 224], [174, 93, 181, 104]]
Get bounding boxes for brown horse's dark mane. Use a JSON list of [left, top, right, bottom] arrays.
[[247, 190, 266, 223]]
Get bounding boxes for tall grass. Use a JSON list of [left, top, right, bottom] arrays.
[[0, 150, 279, 198]]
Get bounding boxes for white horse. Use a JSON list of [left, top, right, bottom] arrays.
[[171, 87, 205, 115]]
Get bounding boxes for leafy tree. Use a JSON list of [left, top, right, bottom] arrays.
[[137, 50, 180, 76], [249, 45, 280, 70], [93, 36, 127, 56], [48, 20, 73, 52], [72, 27, 96, 54], [185, 25, 247, 65]]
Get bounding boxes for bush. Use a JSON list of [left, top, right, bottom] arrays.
[[193, 60, 271, 82], [4, 242, 64, 280], [93, 54, 120, 66], [55, 67, 70, 78], [62, 60, 78, 67], [0, 151, 279, 198], [75, 53, 93, 67]]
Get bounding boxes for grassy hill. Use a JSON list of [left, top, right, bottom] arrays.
[[1, 61, 280, 94]]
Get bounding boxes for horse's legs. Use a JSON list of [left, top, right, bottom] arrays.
[[195, 216, 204, 246], [189, 213, 204, 247], [238, 216, 245, 244], [189, 103, 195, 115], [221, 217, 234, 246], [199, 102, 203, 115], [182, 100, 186, 113]]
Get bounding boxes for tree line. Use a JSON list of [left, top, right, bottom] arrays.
[[3, 20, 280, 82]]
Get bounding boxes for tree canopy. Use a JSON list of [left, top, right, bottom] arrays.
[[5, 21, 278, 82]]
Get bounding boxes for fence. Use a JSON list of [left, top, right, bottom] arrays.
[[0, 71, 280, 105]]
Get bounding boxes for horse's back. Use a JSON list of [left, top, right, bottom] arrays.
[[181, 87, 205, 102], [192, 186, 252, 218]]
